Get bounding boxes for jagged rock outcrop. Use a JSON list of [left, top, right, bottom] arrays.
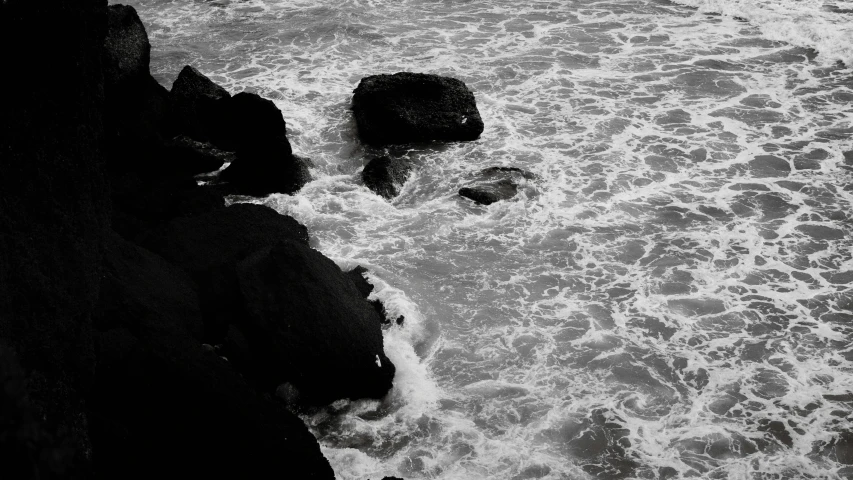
[[459, 166, 535, 205], [352, 72, 484, 145], [362, 156, 414, 199], [170, 65, 231, 143], [159, 135, 233, 176], [346, 266, 404, 326]]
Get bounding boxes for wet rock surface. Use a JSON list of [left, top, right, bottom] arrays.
[[362, 156, 414, 199], [346, 266, 405, 326], [353, 72, 484, 145], [459, 166, 535, 205]]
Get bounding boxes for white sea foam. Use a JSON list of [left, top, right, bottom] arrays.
[[671, 0, 853, 65], [129, 0, 853, 476]]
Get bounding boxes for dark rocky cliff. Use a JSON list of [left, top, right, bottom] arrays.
[[0, 0, 109, 476], [0, 1, 379, 478]]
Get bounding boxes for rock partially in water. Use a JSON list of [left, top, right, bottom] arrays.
[[459, 166, 535, 205], [217, 93, 311, 195], [362, 156, 414, 199], [139, 203, 309, 341], [345, 265, 405, 326], [235, 241, 396, 404], [352, 72, 484, 145], [170, 65, 231, 143]]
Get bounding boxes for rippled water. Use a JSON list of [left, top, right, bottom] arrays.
[[126, 0, 853, 477]]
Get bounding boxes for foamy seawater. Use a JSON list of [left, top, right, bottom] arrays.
[[125, 0, 853, 477]]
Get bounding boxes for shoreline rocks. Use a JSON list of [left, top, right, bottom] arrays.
[[1, 2, 394, 478], [352, 72, 484, 145]]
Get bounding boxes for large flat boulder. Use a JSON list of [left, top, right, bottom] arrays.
[[234, 241, 396, 403], [352, 72, 484, 145]]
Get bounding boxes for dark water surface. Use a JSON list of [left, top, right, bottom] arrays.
[[126, 0, 853, 477]]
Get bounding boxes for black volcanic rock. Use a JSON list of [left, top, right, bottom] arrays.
[[362, 156, 414, 199], [352, 72, 484, 145], [1, 0, 110, 474], [89, 236, 333, 477], [103, 4, 150, 89], [459, 166, 535, 205], [139, 203, 309, 341], [171, 65, 231, 143], [216, 92, 311, 195], [234, 241, 396, 403]]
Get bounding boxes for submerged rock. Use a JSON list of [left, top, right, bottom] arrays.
[[171, 65, 231, 143], [235, 242, 396, 404], [362, 156, 414, 199], [352, 72, 484, 145], [458, 166, 535, 205]]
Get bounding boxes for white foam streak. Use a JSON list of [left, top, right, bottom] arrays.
[[672, 0, 853, 64]]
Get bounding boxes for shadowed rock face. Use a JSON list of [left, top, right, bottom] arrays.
[[235, 241, 396, 404], [362, 156, 414, 199], [139, 203, 309, 342], [0, 0, 109, 475], [89, 233, 334, 478], [103, 4, 175, 170], [104, 4, 149, 89], [352, 72, 484, 145], [216, 92, 312, 195], [170, 65, 231, 142]]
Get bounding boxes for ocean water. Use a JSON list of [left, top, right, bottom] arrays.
[[125, 0, 853, 478]]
